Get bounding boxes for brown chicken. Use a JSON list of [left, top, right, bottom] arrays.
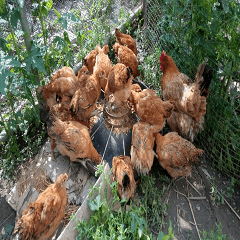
[[93, 45, 112, 90], [113, 42, 140, 77], [159, 50, 213, 141], [38, 66, 78, 111], [47, 109, 101, 167], [112, 155, 136, 201], [70, 69, 101, 121], [115, 28, 137, 56], [155, 132, 203, 178], [50, 101, 90, 129], [83, 45, 109, 74], [77, 65, 91, 81], [131, 121, 155, 176], [13, 173, 68, 240], [104, 63, 133, 107], [131, 89, 174, 133]]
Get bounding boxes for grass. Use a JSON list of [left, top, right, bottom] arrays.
[[73, 165, 174, 239], [139, 173, 170, 232], [201, 223, 227, 240]]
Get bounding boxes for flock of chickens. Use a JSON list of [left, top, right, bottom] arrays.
[[13, 29, 213, 239]]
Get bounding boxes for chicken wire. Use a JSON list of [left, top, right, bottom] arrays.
[[142, 0, 240, 180]]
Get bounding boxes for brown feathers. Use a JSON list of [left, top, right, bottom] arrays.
[[115, 28, 137, 56], [47, 112, 100, 165], [155, 132, 203, 178], [13, 173, 68, 240], [113, 42, 140, 77], [159, 51, 213, 141], [112, 155, 136, 200], [131, 122, 155, 176], [133, 89, 174, 133], [105, 63, 133, 106]]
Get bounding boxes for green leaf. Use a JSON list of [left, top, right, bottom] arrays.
[[158, 232, 165, 240], [46, 0, 53, 10], [54, 8, 61, 19], [138, 228, 143, 238], [10, 10, 21, 29], [130, 218, 136, 233], [24, 44, 46, 74], [3, 223, 14, 239], [0, 71, 9, 95], [41, 6, 48, 17], [59, 16, 68, 29], [0, 0, 5, 13], [87, 195, 102, 211], [221, 0, 229, 13], [63, 31, 71, 45], [0, 37, 9, 53]]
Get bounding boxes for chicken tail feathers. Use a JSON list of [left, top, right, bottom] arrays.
[[195, 62, 213, 98]]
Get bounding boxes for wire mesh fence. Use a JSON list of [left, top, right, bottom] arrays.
[[142, 0, 240, 180]]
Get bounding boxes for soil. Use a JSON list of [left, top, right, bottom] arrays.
[[144, 155, 240, 240]]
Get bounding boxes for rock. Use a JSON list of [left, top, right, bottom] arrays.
[[6, 186, 18, 211], [177, 215, 192, 231], [76, 197, 82, 205], [38, 153, 70, 183], [79, 175, 97, 203], [68, 192, 77, 204], [8, 184, 39, 218], [65, 179, 75, 190]]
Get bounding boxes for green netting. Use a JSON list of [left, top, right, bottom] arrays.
[[142, 0, 240, 180]]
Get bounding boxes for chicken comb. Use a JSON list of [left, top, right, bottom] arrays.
[[160, 52, 165, 61]]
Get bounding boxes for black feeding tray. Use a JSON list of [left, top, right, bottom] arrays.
[[90, 79, 148, 169]]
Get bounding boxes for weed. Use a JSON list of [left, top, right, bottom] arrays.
[[139, 174, 169, 231], [201, 223, 227, 240], [73, 166, 154, 239], [210, 177, 225, 206], [157, 220, 174, 240], [226, 177, 235, 199]]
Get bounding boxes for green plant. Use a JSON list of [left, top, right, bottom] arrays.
[[140, 174, 169, 231], [210, 177, 225, 206], [226, 177, 235, 199], [73, 165, 154, 239], [201, 223, 227, 240], [157, 220, 174, 240]]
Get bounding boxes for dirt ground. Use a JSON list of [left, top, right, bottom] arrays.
[[148, 155, 240, 240]]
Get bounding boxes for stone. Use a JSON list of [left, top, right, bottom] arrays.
[[16, 185, 39, 217]]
